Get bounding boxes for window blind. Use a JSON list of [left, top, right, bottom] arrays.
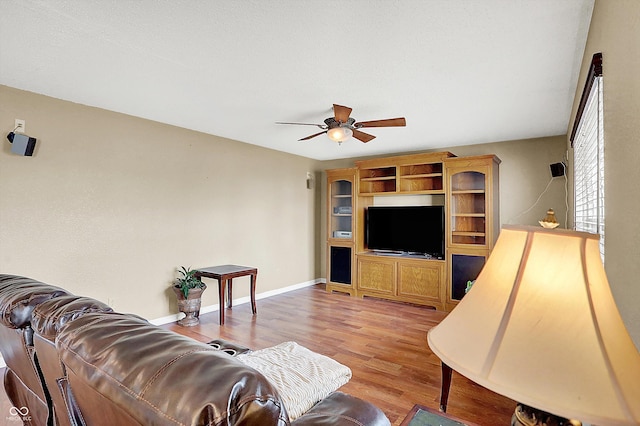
[[573, 76, 604, 259]]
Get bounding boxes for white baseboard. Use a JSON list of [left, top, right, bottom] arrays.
[[150, 278, 324, 326], [0, 279, 325, 370]]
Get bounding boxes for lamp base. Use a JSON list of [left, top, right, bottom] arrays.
[[511, 403, 581, 426]]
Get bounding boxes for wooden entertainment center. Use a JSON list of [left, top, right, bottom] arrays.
[[325, 151, 500, 311]]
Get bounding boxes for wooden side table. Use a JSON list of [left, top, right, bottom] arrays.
[[194, 265, 258, 325]]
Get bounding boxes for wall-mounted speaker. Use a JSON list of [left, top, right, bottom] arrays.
[[550, 162, 565, 177], [7, 132, 37, 156]]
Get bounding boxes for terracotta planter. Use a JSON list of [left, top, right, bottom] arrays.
[[172, 284, 206, 327]]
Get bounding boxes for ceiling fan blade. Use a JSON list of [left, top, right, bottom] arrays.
[[356, 117, 406, 128], [352, 129, 376, 143], [333, 104, 353, 123], [299, 130, 327, 141], [276, 121, 326, 129]]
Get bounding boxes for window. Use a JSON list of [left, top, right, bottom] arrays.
[[571, 53, 604, 259]]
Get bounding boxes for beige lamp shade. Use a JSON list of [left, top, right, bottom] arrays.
[[428, 225, 640, 425]]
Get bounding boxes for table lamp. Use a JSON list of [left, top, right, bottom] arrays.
[[428, 225, 640, 425]]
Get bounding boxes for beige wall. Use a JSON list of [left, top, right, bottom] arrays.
[[0, 84, 568, 324], [0, 85, 322, 319], [567, 0, 640, 347]]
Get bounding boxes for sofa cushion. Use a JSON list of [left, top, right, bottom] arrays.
[[291, 391, 390, 426], [56, 312, 289, 425]]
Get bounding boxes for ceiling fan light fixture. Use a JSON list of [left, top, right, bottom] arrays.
[[277, 104, 405, 143], [327, 126, 353, 143]]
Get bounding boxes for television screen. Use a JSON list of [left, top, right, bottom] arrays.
[[366, 206, 445, 257]]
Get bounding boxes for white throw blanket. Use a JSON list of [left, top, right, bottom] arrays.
[[236, 341, 352, 420]]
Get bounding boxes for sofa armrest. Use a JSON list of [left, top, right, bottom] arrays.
[[292, 392, 390, 426]]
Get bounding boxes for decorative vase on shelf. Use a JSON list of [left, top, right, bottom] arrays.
[[539, 208, 560, 229]]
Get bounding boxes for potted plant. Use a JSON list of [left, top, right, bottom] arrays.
[[172, 266, 207, 326]]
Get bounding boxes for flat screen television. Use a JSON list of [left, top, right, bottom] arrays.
[[365, 205, 445, 257]]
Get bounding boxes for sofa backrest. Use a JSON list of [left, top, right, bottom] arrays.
[[31, 294, 114, 426], [0, 275, 70, 329], [55, 311, 289, 425]]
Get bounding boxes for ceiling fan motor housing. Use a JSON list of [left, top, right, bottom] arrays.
[[324, 117, 356, 129]]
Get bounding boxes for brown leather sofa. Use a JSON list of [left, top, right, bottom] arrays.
[[1, 274, 390, 425], [0, 275, 74, 426]]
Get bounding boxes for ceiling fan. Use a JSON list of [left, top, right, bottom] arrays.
[[276, 104, 406, 143]]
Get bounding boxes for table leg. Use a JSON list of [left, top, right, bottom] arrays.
[[250, 273, 257, 315], [226, 279, 233, 308], [440, 362, 453, 412], [218, 279, 226, 325]]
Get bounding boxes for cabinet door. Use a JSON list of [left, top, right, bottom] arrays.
[[448, 167, 489, 247], [329, 246, 352, 285], [329, 178, 354, 240], [357, 257, 395, 295], [448, 251, 487, 305], [397, 261, 445, 309], [326, 169, 356, 295]]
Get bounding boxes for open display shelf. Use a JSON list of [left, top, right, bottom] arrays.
[[356, 153, 453, 196], [358, 167, 397, 194], [399, 162, 444, 193]]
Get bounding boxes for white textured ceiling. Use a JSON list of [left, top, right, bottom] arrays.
[[0, 0, 594, 161]]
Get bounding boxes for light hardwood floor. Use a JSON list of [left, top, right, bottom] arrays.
[[0, 284, 515, 425]]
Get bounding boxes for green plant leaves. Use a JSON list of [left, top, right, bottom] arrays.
[[174, 266, 205, 298]]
